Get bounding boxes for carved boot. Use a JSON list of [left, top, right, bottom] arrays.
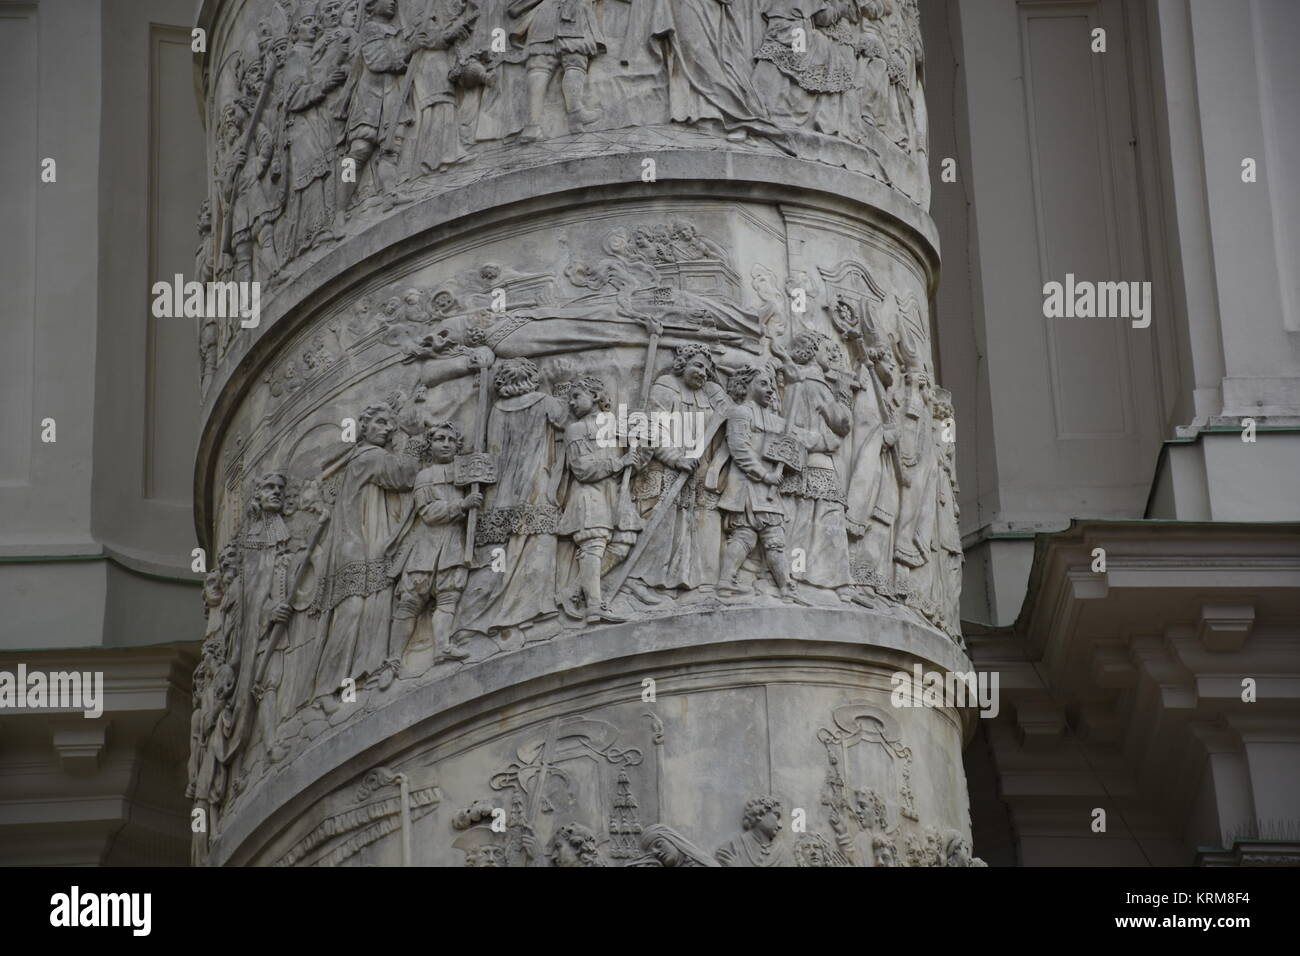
[[587, 603, 626, 625], [432, 607, 470, 663], [767, 549, 801, 605], [578, 553, 623, 623], [334, 178, 357, 234], [561, 68, 601, 129], [622, 576, 666, 606], [716, 539, 750, 598], [846, 586, 876, 609], [521, 69, 549, 142]]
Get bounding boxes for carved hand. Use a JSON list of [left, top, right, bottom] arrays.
[[462, 491, 484, 512], [623, 446, 652, 471], [271, 602, 292, 625]]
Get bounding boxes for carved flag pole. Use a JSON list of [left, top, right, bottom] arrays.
[[857, 297, 899, 486], [456, 361, 495, 563], [615, 317, 663, 505], [525, 716, 561, 866], [216, 44, 284, 267], [602, 411, 726, 604]]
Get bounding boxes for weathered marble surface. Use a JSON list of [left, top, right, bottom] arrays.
[[190, 0, 971, 867], [205, 608, 979, 866], [196, 0, 931, 392]]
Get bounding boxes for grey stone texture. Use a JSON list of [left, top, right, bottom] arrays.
[[190, 0, 977, 867]]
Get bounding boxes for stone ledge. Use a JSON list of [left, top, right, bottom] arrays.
[[209, 606, 970, 865]]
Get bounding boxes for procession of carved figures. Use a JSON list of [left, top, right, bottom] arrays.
[[195, 0, 928, 322], [188, 211, 961, 858]]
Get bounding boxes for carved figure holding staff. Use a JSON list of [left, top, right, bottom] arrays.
[[455, 358, 568, 637], [386, 420, 480, 671], [715, 364, 806, 601], [627, 344, 728, 595], [557, 377, 647, 624]]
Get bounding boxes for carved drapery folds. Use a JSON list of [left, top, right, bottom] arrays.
[[197, 0, 930, 375], [193, 0, 960, 868], [190, 209, 962, 860]]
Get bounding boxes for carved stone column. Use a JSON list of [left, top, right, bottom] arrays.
[[191, 0, 977, 867]]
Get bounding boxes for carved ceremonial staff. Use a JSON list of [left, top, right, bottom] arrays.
[[215, 42, 284, 269], [526, 717, 561, 867], [858, 299, 904, 487], [455, 359, 496, 563], [232, 511, 331, 749], [614, 316, 664, 510]]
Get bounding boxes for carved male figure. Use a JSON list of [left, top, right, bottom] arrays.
[[455, 357, 568, 637], [231, 471, 297, 765], [844, 339, 900, 595], [316, 0, 360, 142], [931, 392, 961, 638], [892, 363, 938, 601], [715, 795, 793, 866], [872, 834, 898, 867], [307, 401, 418, 707], [187, 543, 242, 862], [783, 330, 858, 600], [508, 0, 606, 141], [557, 377, 646, 623], [630, 0, 780, 146], [282, 4, 348, 256], [224, 45, 288, 284], [336, 0, 417, 224], [715, 365, 800, 601], [629, 344, 728, 596], [405, 0, 476, 176], [854, 0, 891, 132], [386, 421, 481, 669], [545, 822, 606, 866]]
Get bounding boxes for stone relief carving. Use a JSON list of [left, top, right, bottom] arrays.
[[408, 700, 975, 868], [188, 213, 963, 850], [272, 762, 442, 866], [198, 0, 931, 353]]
